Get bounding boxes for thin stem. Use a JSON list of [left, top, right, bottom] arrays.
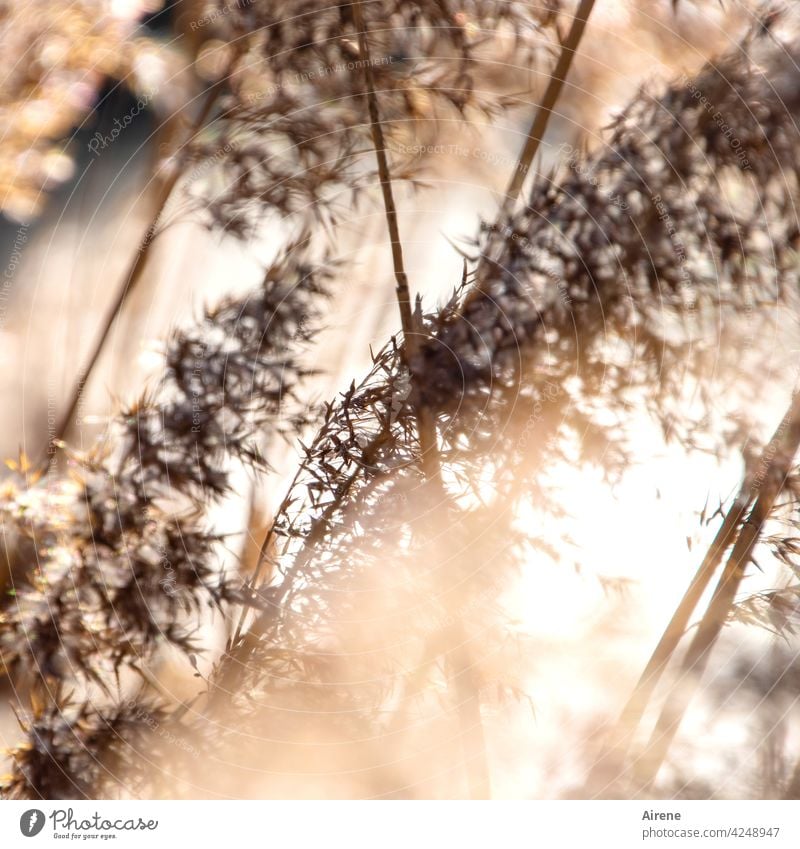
[[502, 0, 595, 213], [471, 0, 593, 303], [48, 72, 231, 458], [351, 0, 488, 797], [351, 1, 415, 346], [636, 392, 800, 790], [351, 0, 441, 483], [589, 469, 755, 791]]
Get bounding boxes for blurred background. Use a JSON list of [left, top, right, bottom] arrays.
[[2, 0, 799, 799]]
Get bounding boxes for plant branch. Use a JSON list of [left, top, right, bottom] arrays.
[[351, 0, 441, 483], [48, 71, 232, 458], [213, 0, 595, 799], [502, 0, 595, 213], [635, 391, 800, 790], [351, 0, 487, 797], [589, 466, 756, 792], [350, 2, 413, 342]]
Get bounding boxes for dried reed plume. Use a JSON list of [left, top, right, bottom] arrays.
[[3, 0, 800, 801]]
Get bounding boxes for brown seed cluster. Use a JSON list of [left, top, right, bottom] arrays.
[[4, 11, 800, 799], [1, 239, 331, 797], [188, 0, 559, 234]]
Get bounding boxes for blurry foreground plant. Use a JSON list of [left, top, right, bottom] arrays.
[[3, 1, 800, 800]]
